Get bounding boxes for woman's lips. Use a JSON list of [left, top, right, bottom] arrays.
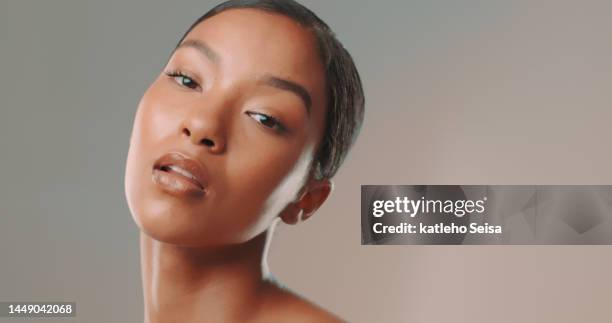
[[152, 152, 208, 197]]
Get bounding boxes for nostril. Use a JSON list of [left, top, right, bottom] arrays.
[[182, 128, 191, 136], [201, 138, 215, 147]]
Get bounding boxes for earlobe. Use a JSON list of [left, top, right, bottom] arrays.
[[279, 202, 302, 225], [280, 179, 333, 225]]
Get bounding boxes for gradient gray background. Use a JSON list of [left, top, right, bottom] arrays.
[[1, 1, 611, 322]]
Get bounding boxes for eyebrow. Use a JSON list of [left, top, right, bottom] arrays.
[[175, 39, 220, 63], [261, 76, 312, 115]]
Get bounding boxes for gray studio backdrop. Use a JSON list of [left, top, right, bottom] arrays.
[[2, 1, 612, 322]]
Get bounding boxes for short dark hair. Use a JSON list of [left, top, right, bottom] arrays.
[[176, 0, 365, 180]]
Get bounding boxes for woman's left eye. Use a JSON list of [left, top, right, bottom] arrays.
[[246, 111, 287, 133]]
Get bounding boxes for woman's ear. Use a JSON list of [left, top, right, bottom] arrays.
[[279, 178, 333, 225]]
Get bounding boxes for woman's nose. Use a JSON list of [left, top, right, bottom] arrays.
[[180, 105, 227, 154]]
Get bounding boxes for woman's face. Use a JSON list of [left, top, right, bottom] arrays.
[[124, 9, 328, 246]]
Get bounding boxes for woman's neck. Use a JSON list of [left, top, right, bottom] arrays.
[[140, 229, 273, 323]]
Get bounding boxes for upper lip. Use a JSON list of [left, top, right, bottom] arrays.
[[153, 152, 208, 189]]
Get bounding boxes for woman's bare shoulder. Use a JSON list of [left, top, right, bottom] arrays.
[[252, 279, 347, 323]]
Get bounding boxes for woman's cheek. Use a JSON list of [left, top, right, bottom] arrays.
[[235, 138, 311, 217], [144, 90, 184, 139]]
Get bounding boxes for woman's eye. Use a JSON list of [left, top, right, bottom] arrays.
[[165, 71, 200, 90], [246, 111, 287, 133]]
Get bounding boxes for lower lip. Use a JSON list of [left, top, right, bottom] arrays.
[[152, 168, 206, 198]]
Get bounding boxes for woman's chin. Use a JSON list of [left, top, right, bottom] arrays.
[[129, 202, 204, 245]]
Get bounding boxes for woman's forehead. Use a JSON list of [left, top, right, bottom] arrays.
[[183, 9, 323, 78]]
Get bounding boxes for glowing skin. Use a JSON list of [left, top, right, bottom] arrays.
[[124, 8, 341, 323]]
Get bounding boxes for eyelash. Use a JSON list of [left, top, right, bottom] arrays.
[[164, 69, 201, 90], [245, 111, 287, 133]]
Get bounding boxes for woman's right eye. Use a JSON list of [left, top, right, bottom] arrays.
[[164, 70, 201, 90]]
